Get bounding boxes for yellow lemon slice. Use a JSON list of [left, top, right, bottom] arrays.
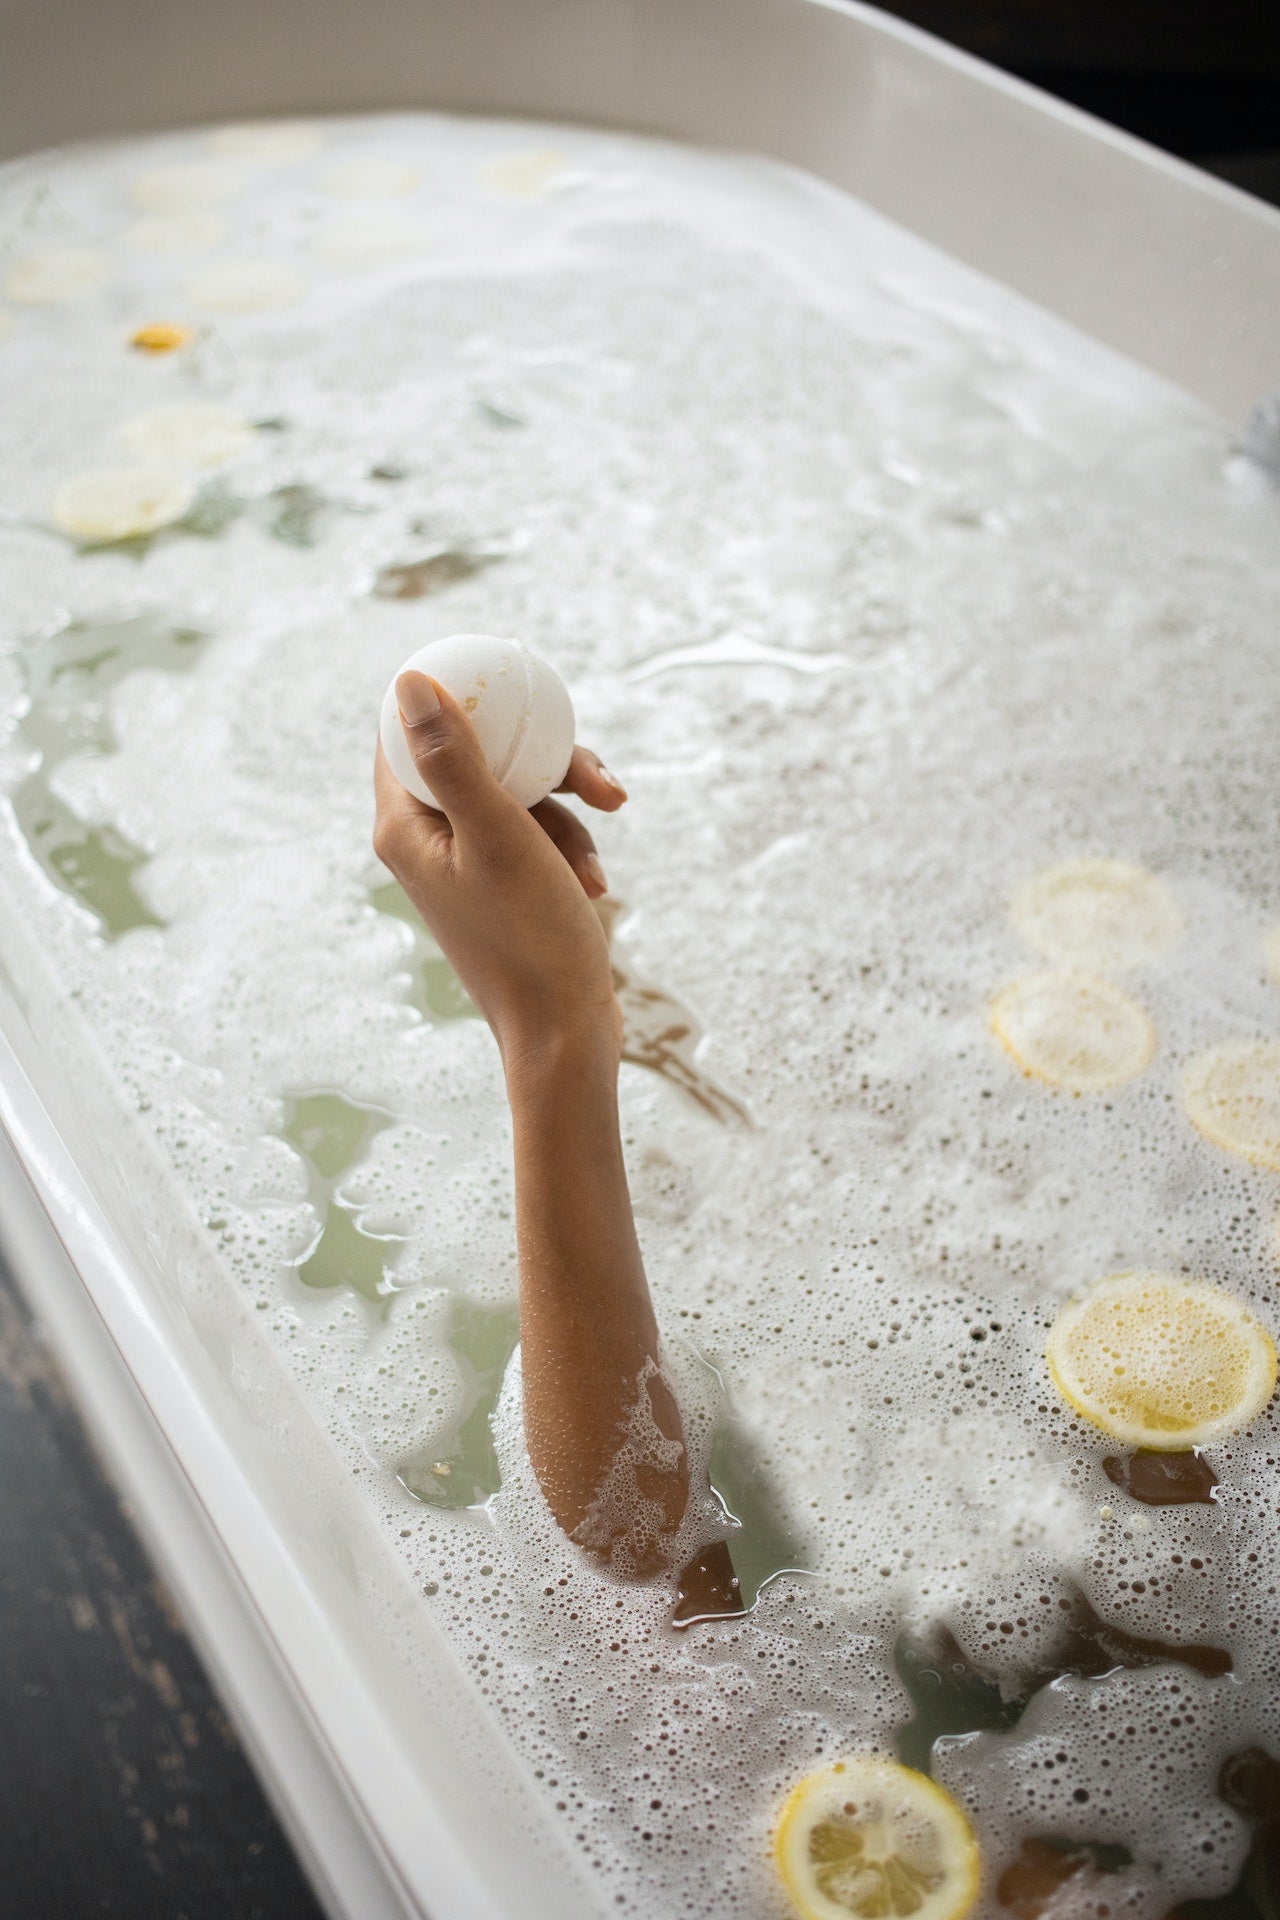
[[989, 972, 1155, 1093], [5, 245, 108, 305], [481, 148, 569, 199], [183, 259, 303, 313], [775, 1756, 979, 1920], [118, 401, 254, 469], [311, 211, 431, 263], [52, 467, 195, 545], [1010, 857, 1181, 972], [130, 161, 245, 213], [1046, 1270, 1276, 1449], [1183, 1042, 1280, 1173], [124, 210, 228, 255], [322, 159, 419, 198], [208, 120, 324, 163]]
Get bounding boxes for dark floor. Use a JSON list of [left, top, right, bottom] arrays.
[[0, 1253, 323, 1920], [2, 17, 1277, 1919]]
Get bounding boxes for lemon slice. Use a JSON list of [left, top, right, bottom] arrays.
[[208, 120, 324, 162], [5, 246, 108, 305], [184, 259, 303, 312], [989, 972, 1155, 1093], [775, 1756, 979, 1920], [119, 401, 254, 469], [481, 149, 569, 199], [322, 159, 419, 198], [1183, 1042, 1280, 1173], [52, 467, 195, 545], [1046, 1270, 1276, 1449], [124, 210, 228, 256], [1010, 857, 1181, 972], [312, 211, 430, 263], [130, 161, 245, 212]]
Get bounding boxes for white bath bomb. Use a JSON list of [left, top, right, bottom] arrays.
[[380, 635, 575, 811]]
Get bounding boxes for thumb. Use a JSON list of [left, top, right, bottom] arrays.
[[395, 671, 514, 836]]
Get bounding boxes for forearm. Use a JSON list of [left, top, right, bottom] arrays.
[[505, 1022, 689, 1569]]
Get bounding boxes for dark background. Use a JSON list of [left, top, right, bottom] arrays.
[[3, 9, 1278, 1919], [882, 0, 1280, 203]]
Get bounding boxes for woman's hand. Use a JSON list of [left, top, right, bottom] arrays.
[[372, 670, 626, 1071]]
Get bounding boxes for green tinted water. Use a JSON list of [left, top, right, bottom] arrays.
[[397, 1297, 520, 1510], [370, 880, 478, 1021], [895, 1596, 1230, 1778], [11, 615, 206, 937], [282, 1089, 405, 1303]]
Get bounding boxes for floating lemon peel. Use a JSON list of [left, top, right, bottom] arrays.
[[1046, 1270, 1276, 1450], [775, 1756, 980, 1920], [990, 971, 1155, 1093], [129, 322, 196, 354], [1011, 857, 1181, 972]]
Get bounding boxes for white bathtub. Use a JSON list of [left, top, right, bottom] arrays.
[[1, 5, 1278, 1917]]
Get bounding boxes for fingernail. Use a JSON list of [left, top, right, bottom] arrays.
[[584, 853, 608, 895], [396, 671, 439, 724], [597, 764, 626, 795]]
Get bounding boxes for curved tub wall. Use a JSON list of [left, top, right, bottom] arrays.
[[3, 0, 1279, 418]]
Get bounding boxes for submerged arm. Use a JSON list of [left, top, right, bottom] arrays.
[[372, 673, 689, 1572]]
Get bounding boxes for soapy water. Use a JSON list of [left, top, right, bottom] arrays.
[[1, 109, 1279, 1917]]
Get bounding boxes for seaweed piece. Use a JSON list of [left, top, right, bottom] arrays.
[[1102, 1450, 1219, 1506], [373, 548, 502, 600]]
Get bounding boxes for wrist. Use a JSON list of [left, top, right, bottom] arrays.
[[500, 1008, 622, 1105]]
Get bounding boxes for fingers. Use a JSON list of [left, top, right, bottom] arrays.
[[530, 796, 608, 899], [555, 744, 627, 812], [394, 672, 516, 842], [372, 738, 453, 869]]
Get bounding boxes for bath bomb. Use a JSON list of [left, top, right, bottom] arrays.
[[380, 635, 575, 811]]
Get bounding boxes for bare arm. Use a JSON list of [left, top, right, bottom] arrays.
[[508, 1025, 689, 1572], [372, 671, 689, 1572]]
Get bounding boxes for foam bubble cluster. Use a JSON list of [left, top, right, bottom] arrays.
[[1, 110, 1278, 1918]]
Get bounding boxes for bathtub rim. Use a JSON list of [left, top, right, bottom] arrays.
[[2, 0, 1280, 1913]]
